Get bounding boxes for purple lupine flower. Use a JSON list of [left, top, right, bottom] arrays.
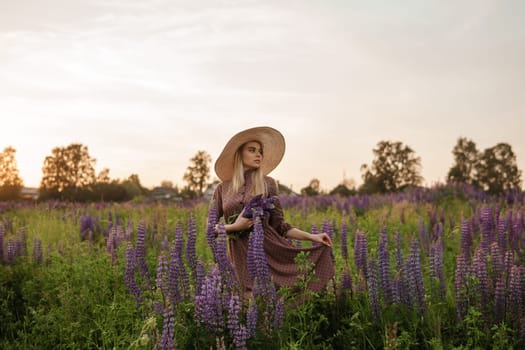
[[490, 242, 503, 283], [248, 215, 273, 298], [160, 306, 176, 350], [367, 259, 381, 321], [194, 265, 224, 333], [242, 194, 276, 218], [246, 298, 258, 339], [471, 247, 490, 310], [378, 227, 392, 305], [354, 231, 368, 279], [504, 250, 513, 279], [406, 239, 425, 312], [341, 267, 353, 294], [341, 221, 348, 260], [460, 219, 472, 260], [480, 207, 493, 252], [80, 214, 96, 241], [419, 217, 430, 254], [215, 223, 237, 291], [497, 217, 508, 254], [168, 245, 182, 305], [156, 254, 169, 297], [272, 292, 285, 331], [455, 254, 468, 320], [509, 265, 523, 322], [194, 260, 206, 296], [494, 277, 506, 324], [32, 237, 43, 264], [227, 295, 241, 335], [136, 222, 152, 289], [174, 223, 190, 298], [125, 245, 142, 303], [227, 295, 248, 350], [391, 274, 401, 305], [429, 238, 446, 300]]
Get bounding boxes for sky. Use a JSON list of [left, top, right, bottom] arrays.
[[1, 0, 524, 192]]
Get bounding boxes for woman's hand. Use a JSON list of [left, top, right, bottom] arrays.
[[232, 209, 253, 232], [214, 209, 253, 236], [312, 232, 332, 247]]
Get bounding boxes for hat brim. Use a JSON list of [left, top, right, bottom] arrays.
[[214, 126, 285, 181]]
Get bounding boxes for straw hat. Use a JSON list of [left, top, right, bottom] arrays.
[[214, 126, 286, 181]]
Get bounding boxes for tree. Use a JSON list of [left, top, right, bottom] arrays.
[[121, 174, 148, 198], [475, 143, 522, 194], [301, 178, 321, 196], [447, 137, 479, 185], [0, 146, 24, 200], [183, 150, 211, 196], [360, 140, 423, 193], [40, 143, 96, 200]]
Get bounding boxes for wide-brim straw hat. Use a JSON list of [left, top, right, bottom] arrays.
[[215, 126, 286, 181]]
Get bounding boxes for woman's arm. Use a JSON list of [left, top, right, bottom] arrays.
[[215, 209, 253, 234], [285, 228, 332, 247]]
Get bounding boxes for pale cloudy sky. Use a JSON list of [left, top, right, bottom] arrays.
[[1, 0, 524, 192]]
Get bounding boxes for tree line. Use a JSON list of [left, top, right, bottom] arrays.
[[0, 137, 522, 202]]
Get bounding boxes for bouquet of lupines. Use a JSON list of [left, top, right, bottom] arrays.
[[227, 195, 276, 239]]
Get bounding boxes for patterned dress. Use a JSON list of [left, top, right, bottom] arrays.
[[212, 171, 335, 292]]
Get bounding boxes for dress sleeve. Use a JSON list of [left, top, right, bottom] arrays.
[[266, 177, 293, 236], [210, 183, 224, 221]]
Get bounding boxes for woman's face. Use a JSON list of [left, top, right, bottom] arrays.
[[241, 141, 263, 171]]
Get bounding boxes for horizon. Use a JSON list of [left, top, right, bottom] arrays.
[[2, 0, 524, 192]]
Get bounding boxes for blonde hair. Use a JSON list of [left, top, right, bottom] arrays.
[[231, 142, 268, 197]]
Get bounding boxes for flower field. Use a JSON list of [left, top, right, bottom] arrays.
[[1, 184, 525, 349]]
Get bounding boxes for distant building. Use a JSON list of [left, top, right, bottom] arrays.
[[149, 186, 181, 201], [20, 187, 39, 200]]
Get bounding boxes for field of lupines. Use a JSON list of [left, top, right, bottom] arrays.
[[1, 184, 525, 349]]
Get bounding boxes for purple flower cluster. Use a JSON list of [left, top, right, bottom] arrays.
[[124, 245, 142, 303], [241, 194, 276, 219], [214, 223, 237, 291], [367, 259, 381, 320], [354, 231, 368, 280], [156, 254, 169, 297], [429, 237, 445, 300], [247, 215, 272, 297], [455, 254, 468, 320], [136, 223, 152, 289], [406, 239, 425, 312], [378, 227, 392, 304], [79, 214, 97, 241], [160, 306, 176, 350], [340, 221, 348, 260], [194, 266, 224, 333], [227, 295, 248, 350]]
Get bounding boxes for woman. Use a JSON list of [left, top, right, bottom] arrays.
[[211, 126, 334, 294]]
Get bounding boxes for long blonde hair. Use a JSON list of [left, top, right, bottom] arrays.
[[231, 142, 268, 197]]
